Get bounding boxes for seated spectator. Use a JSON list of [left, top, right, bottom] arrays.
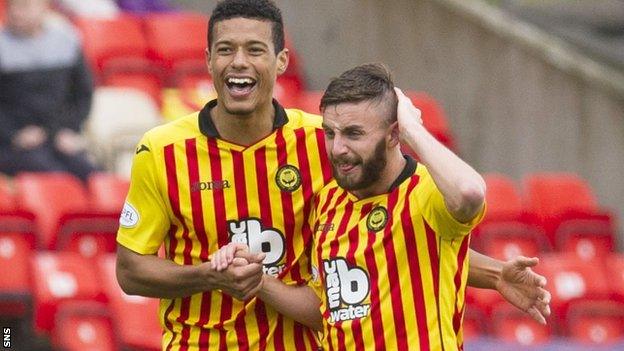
[[0, 0, 99, 181]]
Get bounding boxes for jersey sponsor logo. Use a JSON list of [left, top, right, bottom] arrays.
[[119, 202, 140, 228], [315, 222, 335, 232], [367, 206, 388, 232], [323, 258, 370, 323], [190, 180, 231, 192], [135, 144, 150, 154], [275, 165, 302, 192], [228, 218, 286, 277]]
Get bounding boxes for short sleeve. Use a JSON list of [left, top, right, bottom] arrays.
[[116, 135, 171, 254], [415, 166, 485, 240]]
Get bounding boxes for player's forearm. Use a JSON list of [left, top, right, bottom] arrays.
[[258, 275, 323, 331], [116, 245, 218, 298], [467, 249, 502, 290], [402, 124, 485, 222]]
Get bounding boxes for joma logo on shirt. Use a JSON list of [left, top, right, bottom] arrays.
[[191, 180, 231, 192], [324, 258, 370, 323]]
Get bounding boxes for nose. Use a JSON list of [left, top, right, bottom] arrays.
[[231, 48, 249, 69], [330, 134, 349, 158]]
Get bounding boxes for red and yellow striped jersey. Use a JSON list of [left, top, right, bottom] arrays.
[[117, 99, 333, 350], [310, 158, 485, 351]]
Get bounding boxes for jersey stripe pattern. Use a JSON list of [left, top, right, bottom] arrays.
[[117, 105, 332, 350], [310, 164, 484, 351]]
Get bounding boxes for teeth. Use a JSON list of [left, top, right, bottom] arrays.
[[228, 77, 254, 84]]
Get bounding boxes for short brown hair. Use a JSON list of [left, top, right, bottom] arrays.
[[320, 63, 398, 124]]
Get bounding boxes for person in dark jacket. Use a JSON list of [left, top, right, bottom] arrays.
[[0, 0, 98, 181]]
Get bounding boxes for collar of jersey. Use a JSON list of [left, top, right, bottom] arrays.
[[198, 98, 289, 139], [345, 155, 417, 205]]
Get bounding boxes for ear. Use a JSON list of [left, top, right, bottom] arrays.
[[205, 48, 213, 75], [276, 48, 289, 76], [387, 121, 401, 148]]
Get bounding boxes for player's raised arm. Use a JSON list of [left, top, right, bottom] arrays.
[[394, 88, 485, 223]]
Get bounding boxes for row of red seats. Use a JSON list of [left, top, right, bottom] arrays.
[[0, 251, 160, 351], [472, 173, 617, 263], [0, 172, 128, 251], [466, 253, 624, 341], [72, 12, 305, 101]]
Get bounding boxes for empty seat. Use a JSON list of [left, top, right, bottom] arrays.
[[0, 232, 34, 318], [102, 72, 164, 107], [462, 307, 485, 341], [567, 301, 624, 345], [84, 87, 162, 176], [99, 255, 161, 350], [476, 221, 549, 261], [14, 172, 90, 249], [0, 176, 14, 211], [74, 15, 153, 81], [142, 12, 207, 81], [534, 253, 610, 322], [606, 254, 624, 302], [491, 305, 552, 346], [0, 0, 5, 25], [31, 252, 106, 333], [405, 91, 455, 151], [523, 172, 616, 247], [274, 75, 302, 109], [482, 173, 524, 222], [52, 302, 119, 351], [88, 173, 129, 214]]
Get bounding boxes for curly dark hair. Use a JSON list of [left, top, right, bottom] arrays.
[[320, 63, 398, 125], [208, 0, 285, 54]]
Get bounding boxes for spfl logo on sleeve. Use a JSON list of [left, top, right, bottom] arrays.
[[323, 258, 370, 323]]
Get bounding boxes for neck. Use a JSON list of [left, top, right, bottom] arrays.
[[211, 100, 275, 146], [353, 147, 406, 199]]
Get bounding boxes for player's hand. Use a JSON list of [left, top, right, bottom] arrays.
[[210, 243, 258, 271], [495, 256, 551, 325], [394, 87, 423, 142], [13, 125, 48, 150], [209, 257, 266, 301], [55, 128, 87, 155]]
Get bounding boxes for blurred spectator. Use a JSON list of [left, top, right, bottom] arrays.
[[116, 0, 175, 14], [54, 0, 120, 18], [0, 0, 99, 181]]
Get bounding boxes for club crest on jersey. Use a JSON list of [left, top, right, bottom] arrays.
[[324, 258, 370, 323], [275, 165, 301, 192], [367, 206, 388, 232]]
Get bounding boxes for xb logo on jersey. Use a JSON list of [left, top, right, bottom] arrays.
[[324, 258, 370, 323], [367, 206, 388, 232], [275, 165, 301, 192], [228, 218, 286, 277]]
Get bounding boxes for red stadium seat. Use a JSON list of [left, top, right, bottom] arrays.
[[605, 254, 624, 302], [0, 232, 34, 318], [274, 75, 303, 109], [297, 90, 323, 115], [476, 221, 549, 261], [405, 91, 455, 151], [523, 172, 616, 247], [0, 0, 5, 26], [142, 12, 207, 82], [462, 307, 486, 341], [52, 303, 119, 351], [88, 173, 130, 214], [465, 287, 504, 318], [567, 301, 624, 345], [534, 253, 610, 322], [491, 305, 552, 345], [99, 255, 161, 350], [0, 176, 14, 211], [31, 252, 106, 333], [74, 15, 154, 82], [482, 173, 523, 222], [15, 172, 90, 249]]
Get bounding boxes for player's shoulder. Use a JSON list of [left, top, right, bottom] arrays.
[[141, 112, 202, 149], [316, 180, 341, 201], [284, 108, 323, 130], [415, 163, 431, 179]]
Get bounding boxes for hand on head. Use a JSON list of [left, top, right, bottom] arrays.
[[393, 88, 423, 142]]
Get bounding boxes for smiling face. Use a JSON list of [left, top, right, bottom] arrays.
[[207, 17, 288, 116], [322, 101, 392, 193]]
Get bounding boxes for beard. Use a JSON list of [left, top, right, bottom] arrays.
[[331, 138, 387, 191]]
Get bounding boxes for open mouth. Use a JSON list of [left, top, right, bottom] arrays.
[[225, 77, 257, 98], [335, 162, 358, 174]]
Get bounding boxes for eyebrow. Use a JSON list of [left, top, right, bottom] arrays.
[[214, 39, 269, 48]]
